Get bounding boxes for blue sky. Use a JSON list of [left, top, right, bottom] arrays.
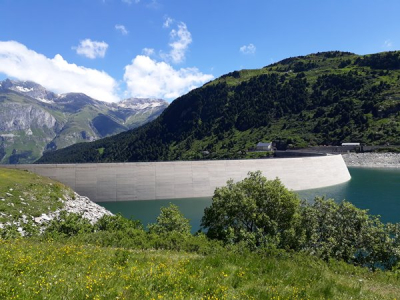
[[0, 0, 399, 102]]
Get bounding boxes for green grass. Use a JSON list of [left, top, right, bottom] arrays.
[[0, 168, 73, 223], [0, 239, 399, 300]]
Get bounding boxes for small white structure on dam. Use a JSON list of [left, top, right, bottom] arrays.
[[5, 155, 351, 202]]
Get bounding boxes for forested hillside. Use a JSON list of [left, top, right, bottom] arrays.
[[37, 51, 400, 163]]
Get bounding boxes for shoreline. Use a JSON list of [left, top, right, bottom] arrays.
[[342, 153, 400, 168]]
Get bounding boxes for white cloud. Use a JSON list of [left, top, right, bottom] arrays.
[[383, 39, 393, 49], [74, 39, 108, 59], [115, 24, 129, 35], [163, 17, 174, 28], [0, 40, 119, 102], [123, 20, 213, 100], [142, 48, 155, 56], [161, 22, 192, 64], [123, 55, 214, 100], [239, 43, 256, 55]]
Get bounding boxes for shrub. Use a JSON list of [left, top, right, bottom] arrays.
[[301, 197, 400, 269], [95, 214, 143, 232], [202, 171, 400, 269], [201, 171, 305, 250], [148, 203, 191, 235], [44, 212, 94, 238]]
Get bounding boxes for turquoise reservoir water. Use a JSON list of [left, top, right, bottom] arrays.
[[99, 167, 400, 231], [299, 167, 400, 223]]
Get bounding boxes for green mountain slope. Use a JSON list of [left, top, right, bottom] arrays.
[[37, 51, 400, 163], [0, 81, 168, 163]]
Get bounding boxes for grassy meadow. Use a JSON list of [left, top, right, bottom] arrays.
[[1, 238, 400, 300]]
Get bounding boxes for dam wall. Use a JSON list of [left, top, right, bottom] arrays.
[[3, 155, 351, 202]]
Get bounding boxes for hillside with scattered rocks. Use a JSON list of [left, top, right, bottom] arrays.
[[0, 167, 112, 236]]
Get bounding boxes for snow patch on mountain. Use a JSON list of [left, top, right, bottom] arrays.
[[118, 98, 168, 110], [36, 97, 55, 104], [15, 86, 34, 93]]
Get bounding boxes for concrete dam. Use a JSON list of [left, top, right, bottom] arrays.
[[5, 155, 351, 202]]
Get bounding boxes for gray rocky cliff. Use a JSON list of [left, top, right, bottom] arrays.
[[0, 103, 57, 131]]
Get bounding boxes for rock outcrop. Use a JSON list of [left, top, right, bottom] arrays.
[[33, 192, 113, 226], [0, 192, 113, 236]]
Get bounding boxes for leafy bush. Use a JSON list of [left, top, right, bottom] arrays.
[[95, 213, 143, 232], [301, 197, 399, 269], [44, 211, 94, 238], [37, 205, 207, 253], [201, 171, 305, 250], [148, 203, 191, 235], [202, 171, 400, 269]]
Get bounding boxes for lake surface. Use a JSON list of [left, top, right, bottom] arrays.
[[99, 167, 400, 231]]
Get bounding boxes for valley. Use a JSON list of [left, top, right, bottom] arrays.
[[0, 79, 168, 163]]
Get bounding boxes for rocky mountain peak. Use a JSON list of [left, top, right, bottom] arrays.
[[0, 79, 58, 103]]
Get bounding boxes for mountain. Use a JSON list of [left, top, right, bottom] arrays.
[[0, 79, 168, 163], [37, 50, 400, 164]]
